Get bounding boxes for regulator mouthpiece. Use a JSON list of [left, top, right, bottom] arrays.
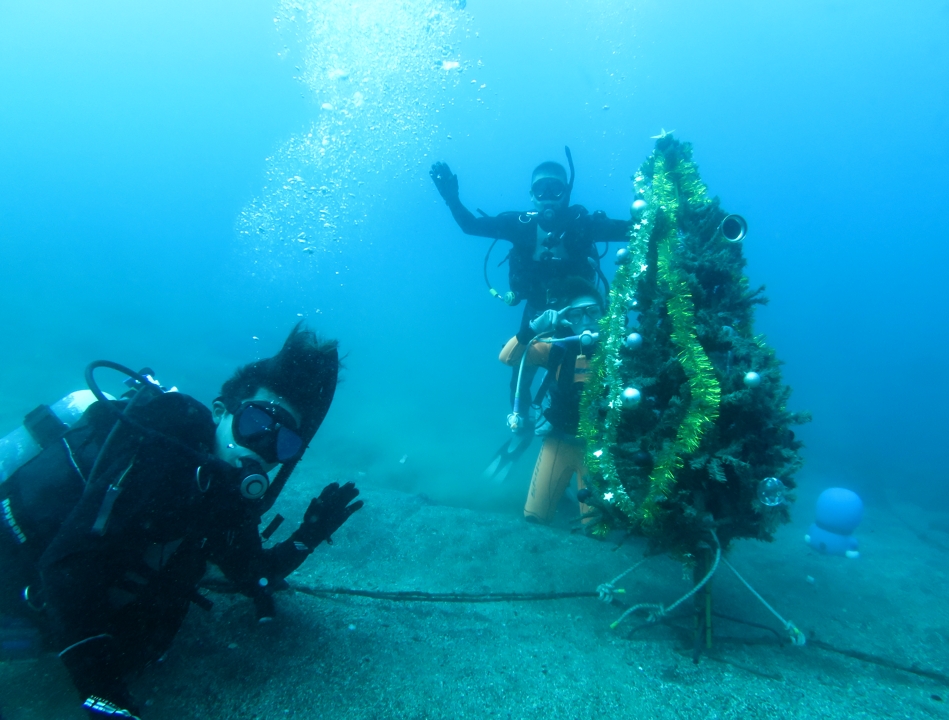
[[241, 472, 269, 500], [237, 458, 270, 500]]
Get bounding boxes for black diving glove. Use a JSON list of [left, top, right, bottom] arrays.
[[429, 162, 459, 202], [290, 482, 363, 551]]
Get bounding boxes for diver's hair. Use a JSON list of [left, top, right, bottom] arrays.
[[219, 323, 339, 437], [547, 276, 606, 312], [531, 161, 568, 185]]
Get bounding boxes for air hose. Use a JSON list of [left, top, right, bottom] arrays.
[[508, 331, 551, 431]]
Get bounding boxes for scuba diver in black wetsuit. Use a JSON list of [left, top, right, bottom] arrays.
[[430, 149, 630, 480], [429, 148, 629, 324], [0, 324, 362, 719]]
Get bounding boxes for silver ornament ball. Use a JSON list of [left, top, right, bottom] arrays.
[[625, 332, 643, 350], [744, 371, 761, 388], [615, 247, 630, 264], [631, 198, 647, 215], [757, 477, 786, 507], [621, 387, 641, 407]]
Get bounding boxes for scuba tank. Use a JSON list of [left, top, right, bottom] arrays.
[[0, 390, 99, 484]]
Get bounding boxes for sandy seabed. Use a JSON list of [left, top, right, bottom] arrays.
[[2, 473, 948, 720]]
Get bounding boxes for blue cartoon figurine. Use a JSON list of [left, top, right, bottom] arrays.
[[805, 487, 863, 558]]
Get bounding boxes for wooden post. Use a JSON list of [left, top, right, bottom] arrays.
[[692, 545, 713, 663]]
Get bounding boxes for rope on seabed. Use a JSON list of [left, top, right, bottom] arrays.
[[595, 558, 646, 602], [287, 559, 650, 606], [288, 585, 599, 602], [720, 556, 805, 646], [202, 573, 949, 685]]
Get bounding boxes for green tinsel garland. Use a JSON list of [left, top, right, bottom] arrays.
[[641, 237, 721, 526], [578, 168, 653, 525]]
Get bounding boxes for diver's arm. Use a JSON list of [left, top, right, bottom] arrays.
[[211, 482, 362, 619], [586, 209, 632, 241], [261, 481, 363, 580], [444, 196, 518, 238], [207, 513, 286, 620]]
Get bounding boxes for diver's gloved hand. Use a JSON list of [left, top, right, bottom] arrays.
[[429, 162, 459, 202], [290, 482, 363, 551], [529, 309, 561, 336]]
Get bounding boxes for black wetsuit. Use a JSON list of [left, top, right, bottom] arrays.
[[442, 195, 627, 406], [441, 196, 630, 322], [0, 393, 311, 712]]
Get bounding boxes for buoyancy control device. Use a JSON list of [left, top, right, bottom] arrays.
[[0, 391, 99, 485]]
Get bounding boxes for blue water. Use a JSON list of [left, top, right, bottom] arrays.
[[1, 0, 947, 514]]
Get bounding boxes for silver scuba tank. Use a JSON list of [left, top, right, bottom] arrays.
[[0, 390, 99, 484]]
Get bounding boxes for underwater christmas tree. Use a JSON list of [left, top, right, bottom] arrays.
[[581, 135, 808, 561]]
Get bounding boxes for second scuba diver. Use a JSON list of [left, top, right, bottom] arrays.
[[499, 277, 604, 524], [430, 151, 629, 480], [0, 323, 362, 719], [429, 149, 628, 324]]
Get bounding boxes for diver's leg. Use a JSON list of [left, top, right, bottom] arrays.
[[524, 438, 575, 523]]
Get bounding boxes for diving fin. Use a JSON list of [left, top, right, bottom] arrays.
[[483, 433, 534, 484]]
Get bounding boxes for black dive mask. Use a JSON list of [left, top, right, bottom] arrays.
[[231, 401, 304, 465], [531, 177, 567, 202]]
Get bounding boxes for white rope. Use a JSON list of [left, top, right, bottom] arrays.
[[596, 558, 648, 603], [610, 531, 722, 629], [721, 557, 805, 646]]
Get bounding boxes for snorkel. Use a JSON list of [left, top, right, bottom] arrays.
[[564, 145, 575, 202]]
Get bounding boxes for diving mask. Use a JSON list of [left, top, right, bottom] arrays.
[[232, 401, 304, 464], [561, 302, 603, 325], [531, 177, 567, 202]]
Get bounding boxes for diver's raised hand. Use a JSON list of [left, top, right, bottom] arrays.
[[430, 162, 459, 201], [291, 482, 363, 551], [529, 309, 561, 336]]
